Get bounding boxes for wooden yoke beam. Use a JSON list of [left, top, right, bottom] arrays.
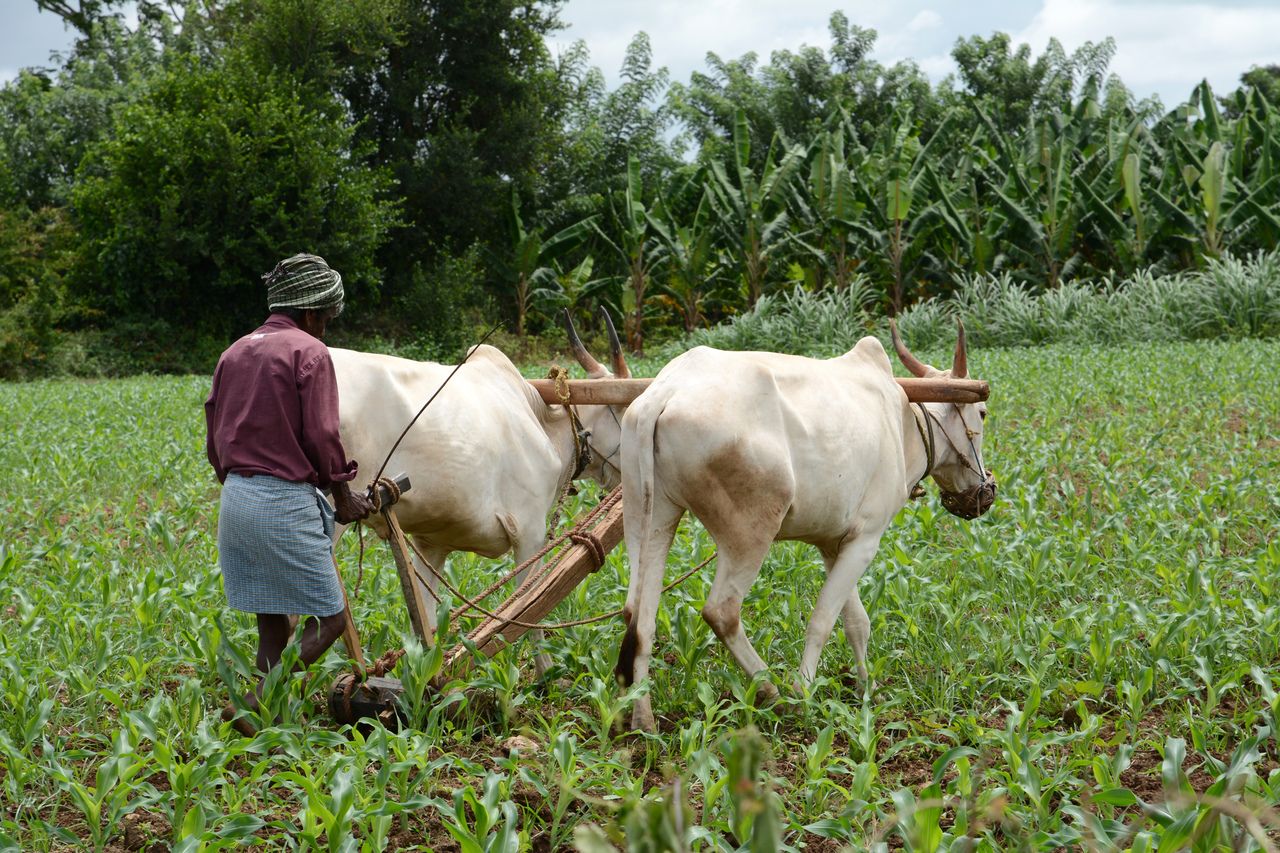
[[528, 375, 990, 406]]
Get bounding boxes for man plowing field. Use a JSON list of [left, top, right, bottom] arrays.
[[204, 253, 373, 736]]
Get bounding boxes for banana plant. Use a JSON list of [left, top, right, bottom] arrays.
[[849, 109, 955, 311], [647, 188, 725, 332], [593, 153, 658, 353], [506, 192, 598, 336], [974, 99, 1100, 288], [1065, 116, 1160, 272], [530, 255, 606, 328], [1150, 82, 1280, 262], [791, 116, 864, 291], [704, 108, 806, 308]]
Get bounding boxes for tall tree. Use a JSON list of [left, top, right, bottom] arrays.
[[71, 56, 396, 336], [338, 0, 570, 307]]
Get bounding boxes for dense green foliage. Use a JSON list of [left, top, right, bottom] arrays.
[[3, 2, 1280, 375], [72, 56, 395, 337], [2, 339, 1278, 848]]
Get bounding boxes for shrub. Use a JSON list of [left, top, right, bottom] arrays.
[[678, 252, 1280, 357], [70, 55, 396, 339], [0, 207, 74, 379], [669, 277, 878, 358]]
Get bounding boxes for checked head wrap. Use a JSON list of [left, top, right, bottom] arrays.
[[263, 253, 344, 315]]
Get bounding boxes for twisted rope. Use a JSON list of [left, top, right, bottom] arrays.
[[407, 532, 713, 633], [448, 487, 623, 619], [568, 530, 606, 570], [352, 476, 408, 600], [339, 645, 409, 719]]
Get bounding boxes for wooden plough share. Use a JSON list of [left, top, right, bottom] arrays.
[[328, 374, 990, 725]]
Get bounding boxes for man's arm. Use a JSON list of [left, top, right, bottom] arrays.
[[330, 480, 372, 525]]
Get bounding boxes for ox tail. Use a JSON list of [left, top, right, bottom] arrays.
[[615, 383, 675, 686]]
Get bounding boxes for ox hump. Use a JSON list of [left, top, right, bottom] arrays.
[[849, 335, 895, 377]]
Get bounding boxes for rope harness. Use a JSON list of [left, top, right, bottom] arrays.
[[351, 476, 405, 599], [909, 402, 996, 519], [908, 403, 936, 499]]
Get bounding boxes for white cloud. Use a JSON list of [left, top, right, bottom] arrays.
[[1013, 0, 1280, 103], [917, 53, 959, 78], [551, 0, 885, 84], [908, 10, 944, 32], [548, 0, 1269, 105]]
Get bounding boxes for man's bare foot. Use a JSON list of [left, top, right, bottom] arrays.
[[221, 702, 257, 738]]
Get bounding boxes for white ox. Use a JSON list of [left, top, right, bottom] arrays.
[[615, 322, 995, 730], [331, 314, 629, 675]]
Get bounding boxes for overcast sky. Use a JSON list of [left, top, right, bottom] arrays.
[[4, 1, 1278, 107]]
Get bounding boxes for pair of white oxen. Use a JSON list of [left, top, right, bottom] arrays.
[[331, 316, 994, 732]]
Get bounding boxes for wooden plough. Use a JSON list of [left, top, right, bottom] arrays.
[[328, 373, 990, 726]]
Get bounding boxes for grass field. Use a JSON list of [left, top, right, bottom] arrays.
[[1, 339, 1279, 851]]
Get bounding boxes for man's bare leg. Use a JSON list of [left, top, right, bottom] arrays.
[[223, 611, 346, 734]]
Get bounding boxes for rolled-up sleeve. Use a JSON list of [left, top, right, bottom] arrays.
[[297, 351, 358, 489]]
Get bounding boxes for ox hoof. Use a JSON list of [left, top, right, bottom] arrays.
[[533, 653, 555, 679], [221, 703, 258, 738], [630, 711, 657, 734], [754, 680, 781, 706]]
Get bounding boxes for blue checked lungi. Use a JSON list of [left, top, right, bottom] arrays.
[[217, 473, 345, 617]]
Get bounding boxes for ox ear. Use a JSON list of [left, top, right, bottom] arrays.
[[889, 319, 929, 377], [599, 306, 631, 379], [562, 309, 608, 379], [952, 317, 968, 378]]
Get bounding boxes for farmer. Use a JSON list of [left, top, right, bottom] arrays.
[[204, 253, 372, 735]]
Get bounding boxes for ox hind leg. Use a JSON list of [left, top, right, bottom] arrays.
[[798, 533, 883, 687], [510, 539, 557, 679], [617, 497, 685, 733], [700, 533, 779, 704]]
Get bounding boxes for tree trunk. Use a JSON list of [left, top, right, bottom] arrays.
[[516, 274, 528, 336], [627, 257, 646, 356], [746, 234, 764, 308], [889, 219, 905, 314]]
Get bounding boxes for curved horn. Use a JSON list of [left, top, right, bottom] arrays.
[[951, 317, 968, 378], [599, 307, 631, 379], [562, 309, 607, 378], [889, 319, 929, 378]]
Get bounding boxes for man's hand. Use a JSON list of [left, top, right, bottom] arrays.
[[332, 481, 373, 524]]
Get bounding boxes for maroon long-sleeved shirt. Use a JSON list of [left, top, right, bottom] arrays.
[[204, 314, 358, 490]]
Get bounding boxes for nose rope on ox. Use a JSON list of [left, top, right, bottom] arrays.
[[908, 403, 936, 499], [912, 402, 997, 519], [576, 403, 623, 479]]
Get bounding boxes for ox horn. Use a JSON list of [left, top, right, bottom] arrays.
[[562, 309, 607, 379], [889, 319, 929, 378], [952, 317, 968, 378], [599, 306, 631, 379]]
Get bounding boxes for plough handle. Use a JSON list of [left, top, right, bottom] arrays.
[[372, 472, 412, 508]]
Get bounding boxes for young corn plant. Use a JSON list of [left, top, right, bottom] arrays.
[[433, 773, 523, 853], [49, 726, 152, 852]]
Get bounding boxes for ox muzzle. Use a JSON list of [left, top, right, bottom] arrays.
[[939, 471, 997, 520]]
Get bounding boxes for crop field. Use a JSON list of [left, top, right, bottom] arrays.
[[1, 338, 1279, 851]]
